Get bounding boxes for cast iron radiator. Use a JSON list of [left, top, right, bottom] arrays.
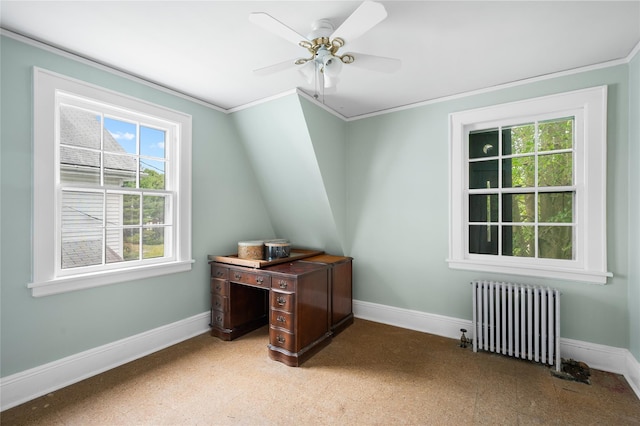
[[471, 280, 561, 371]]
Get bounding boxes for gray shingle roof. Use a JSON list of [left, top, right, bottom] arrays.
[[60, 107, 137, 172], [61, 239, 123, 269]]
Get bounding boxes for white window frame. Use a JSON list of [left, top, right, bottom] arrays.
[[30, 68, 193, 297], [448, 86, 611, 284]]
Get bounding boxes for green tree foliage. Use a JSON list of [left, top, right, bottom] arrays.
[[140, 168, 165, 190], [121, 168, 166, 257], [508, 118, 574, 259]]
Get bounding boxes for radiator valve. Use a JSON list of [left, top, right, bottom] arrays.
[[459, 328, 471, 348]]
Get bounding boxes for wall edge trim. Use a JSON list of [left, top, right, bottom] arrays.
[[3, 28, 632, 122], [0, 312, 210, 411], [2, 303, 638, 411], [0, 28, 225, 112], [353, 299, 640, 400]]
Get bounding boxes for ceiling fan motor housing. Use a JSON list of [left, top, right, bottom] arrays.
[[307, 18, 334, 39], [250, 1, 396, 87]]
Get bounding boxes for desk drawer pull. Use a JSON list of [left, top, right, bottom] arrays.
[[216, 271, 224, 277], [276, 335, 286, 344], [276, 315, 286, 323], [276, 296, 287, 306], [234, 273, 242, 280], [215, 282, 221, 291], [278, 280, 288, 289], [256, 276, 264, 284]]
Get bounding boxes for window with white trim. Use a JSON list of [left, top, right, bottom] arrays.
[[30, 68, 193, 296], [448, 87, 611, 284]]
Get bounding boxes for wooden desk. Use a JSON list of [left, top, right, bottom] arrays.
[[209, 256, 352, 366], [302, 254, 354, 335]]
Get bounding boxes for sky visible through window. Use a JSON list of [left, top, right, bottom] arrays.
[[104, 117, 166, 175]]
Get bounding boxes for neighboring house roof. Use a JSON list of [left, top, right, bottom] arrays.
[[62, 239, 123, 269], [59, 107, 133, 268], [59, 106, 137, 172]]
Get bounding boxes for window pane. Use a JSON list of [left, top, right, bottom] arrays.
[[538, 118, 573, 151], [539, 192, 573, 223], [539, 226, 573, 259], [143, 227, 165, 259], [60, 105, 101, 149], [139, 160, 166, 190], [503, 156, 535, 188], [502, 193, 535, 223], [106, 228, 127, 263], [469, 129, 498, 159], [141, 126, 166, 159], [106, 193, 140, 226], [123, 194, 141, 225], [469, 225, 498, 255], [502, 225, 535, 257], [104, 117, 137, 154], [469, 160, 498, 189], [503, 123, 535, 155], [143, 195, 166, 225], [59, 146, 101, 184], [117, 228, 141, 262], [538, 153, 572, 187], [61, 191, 103, 228], [61, 229, 103, 269], [469, 194, 497, 223], [104, 152, 137, 188]]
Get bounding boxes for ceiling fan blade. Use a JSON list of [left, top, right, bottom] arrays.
[[249, 12, 308, 45], [253, 59, 297, 76], [346, 53, 401, 73], [331, 1, 387, 43]]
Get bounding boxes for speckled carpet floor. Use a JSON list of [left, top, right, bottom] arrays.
[[2, 319, 639, 425]]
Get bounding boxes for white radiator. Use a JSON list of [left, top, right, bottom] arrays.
[[471, 280, 561, 371]]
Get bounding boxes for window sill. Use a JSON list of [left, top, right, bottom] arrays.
[[447, 259, 612, 284], [28, 260, 196, 297]]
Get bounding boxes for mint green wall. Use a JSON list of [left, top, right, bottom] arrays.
[[629, 52, 640, 360], [346, 65, 632, 348], [230, 95, 345, 255], [0, 36, 274, 376], [299, 97, 348, 253], [1, 32, 637, 381]]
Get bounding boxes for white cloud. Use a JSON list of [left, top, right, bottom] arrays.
[[157, 142, 165, 149], [111, 131, 135, 141]]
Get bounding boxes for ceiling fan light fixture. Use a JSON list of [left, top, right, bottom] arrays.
[[250, 1, 398, 94], [322, 53, 343, 78], [298, 61, 315, 84]]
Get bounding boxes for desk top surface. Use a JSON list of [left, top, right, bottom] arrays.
[[263, 260, 328, 276]]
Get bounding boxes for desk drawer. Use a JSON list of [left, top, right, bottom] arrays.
[[211, 278, 229, 296], [211, 309, 229, 329], [211, 265, 229, 280], [270, 310, 293, 331], [269, 327, 295, 352], [229, 270, 271, 288], [211, 294, 227, 311], [273, 277, 295, 291], [271, 291, 294, 312]]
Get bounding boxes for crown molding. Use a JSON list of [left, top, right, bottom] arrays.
[[3, 27, 638, 122]]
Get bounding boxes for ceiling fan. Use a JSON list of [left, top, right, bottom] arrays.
[[249, 1, 401, 92]]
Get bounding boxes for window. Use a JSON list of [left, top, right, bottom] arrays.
[[448, 87, 611, 284], [30, 68, 193, 296]]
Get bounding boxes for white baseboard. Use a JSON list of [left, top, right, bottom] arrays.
[[3, 303, 639, 411], [353, 299, 473, 340], [0, 312, 210, 411], [353, 299, 640, 399], [625, 350, 640, 398]]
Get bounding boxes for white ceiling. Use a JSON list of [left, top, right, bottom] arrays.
[[2, 1, 639, 118]]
